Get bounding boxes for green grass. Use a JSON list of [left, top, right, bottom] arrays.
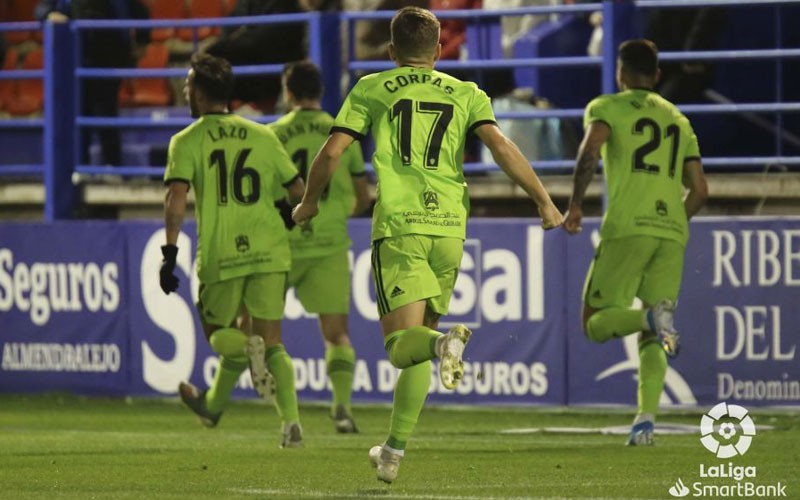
[[0, 395, 798, 499]]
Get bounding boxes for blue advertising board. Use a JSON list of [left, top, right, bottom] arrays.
[[1, 218, 798, 407], [0, 222, 130, 395], [565, 218, 800, 408]]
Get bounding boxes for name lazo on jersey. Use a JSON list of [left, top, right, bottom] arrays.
[[383, 73, 455, 94], [206, 123, 248, 142]]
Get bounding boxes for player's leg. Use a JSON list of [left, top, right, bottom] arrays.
[[427, 236, 471, 390], [178, 278, 249, 426], [369, 236, 466, 483], [639, 239, 685, 357], [318, 313, 359, 432], [582, 237, 659, 342], [295, 251, 358, 432], [628, 239, 685, 444], [375, 236, 443, 369], [244, 272, 302, 448]]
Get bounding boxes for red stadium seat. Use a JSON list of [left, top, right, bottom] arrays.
[[118, 79, 135, 107], [5, 31, 33, 45], [5, 0, 41, 45], [0, 48, 20, 111], [223, 0, 237, 16], [6, 47, 44, 115], [177, 0, 224, 42], [131, 43, 172, 106], [149, 0, 187, 43]]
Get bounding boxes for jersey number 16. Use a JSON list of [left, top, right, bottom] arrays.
[[209, 148, 261, 205]]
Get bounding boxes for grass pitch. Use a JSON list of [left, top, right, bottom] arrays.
[[0, 394, 797, 499]]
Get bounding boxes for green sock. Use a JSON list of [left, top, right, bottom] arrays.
[[205, 355, 248, 414], [386, 361, 432, 451], [208, 327, 247, 357], [586, 308, 646, 343], [638, 340, 667, 415], [266, 344, 300, 424], [384, 326, 441, 369], [326, 345, 356, 413]]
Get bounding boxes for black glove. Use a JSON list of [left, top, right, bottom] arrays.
[[159, 244, 179, 294], [275, 199, 297, 230]]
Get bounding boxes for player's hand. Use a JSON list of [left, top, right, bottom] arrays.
[[159, 245, 179, 294], [274, 199, 297, 230], [291, 201, 319, 226], [538, 203, 564, 230], [562, 205, 583, 234]]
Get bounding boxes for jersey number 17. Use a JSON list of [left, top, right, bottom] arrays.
[[389, 99, 454, 170]]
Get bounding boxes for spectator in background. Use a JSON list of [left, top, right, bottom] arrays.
[[205, 0, 338, 113], [36, 0, 149, 167], [480, 71, 562, 166], [344, 0, 427, 61], [646, 7, 727, 103], [430, 0, 481, 60], [484, 0, 554, 57]]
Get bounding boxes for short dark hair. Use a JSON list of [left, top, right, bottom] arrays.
[[190, 52, 234, 103], [283, 61, 323, 101], [390, 7, 440, 60], [618, 39, 659, 77]]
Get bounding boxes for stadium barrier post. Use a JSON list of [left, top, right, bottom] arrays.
[[317, 13, 342, 113], [43, 21, 77, 221]]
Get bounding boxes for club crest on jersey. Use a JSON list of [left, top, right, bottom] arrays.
[[235, 235, 250, 253], [656, 200, 668, 216], [423, 190, 439, 211]]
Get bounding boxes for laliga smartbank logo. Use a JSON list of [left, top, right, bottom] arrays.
[[700, 402, 755, 458], [667, 402, 787, 498]]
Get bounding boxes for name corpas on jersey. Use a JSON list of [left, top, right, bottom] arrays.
[[382, 72, 455, 94]]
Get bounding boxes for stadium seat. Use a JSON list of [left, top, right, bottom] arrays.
[[223, 0, 237, 16], [0, 0, 42, 45], [118, 79, 135, 107], [6, 47, 43, 115], [0, 48, 20, 111], [4, 0, 41, 45], [149, 0, 187, 43], [177, 0, 224, 42], [131, 43, 172, 106]]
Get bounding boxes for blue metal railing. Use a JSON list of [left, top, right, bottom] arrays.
[[0, 1, 799, 218], [69, 13, 333, 180], [0, 21, 45, 178], [345, 0, 800, 173]]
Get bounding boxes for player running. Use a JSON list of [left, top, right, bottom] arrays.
[[268, 61, 370, 433], [563, 39, 708, 446], [293, 7, 562, 483], [159, 53, 306, 448]]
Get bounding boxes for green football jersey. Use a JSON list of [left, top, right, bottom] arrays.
[[584, 89, 701, 246], [333, 67, 496, 241], [164, 113, 299, 284], [270, 109, 366, 259]]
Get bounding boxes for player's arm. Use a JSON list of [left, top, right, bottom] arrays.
[[347, 144, 370, 215], [292, 131, 355, 224], [475, 123, 563, 230], [682, 158, 708, 219], [563, 120, 610, 234], [351, 175, 371, 216], [160, 181, 188, 294], [285, 176, 305, 206], [164, 182, 188, 245]]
